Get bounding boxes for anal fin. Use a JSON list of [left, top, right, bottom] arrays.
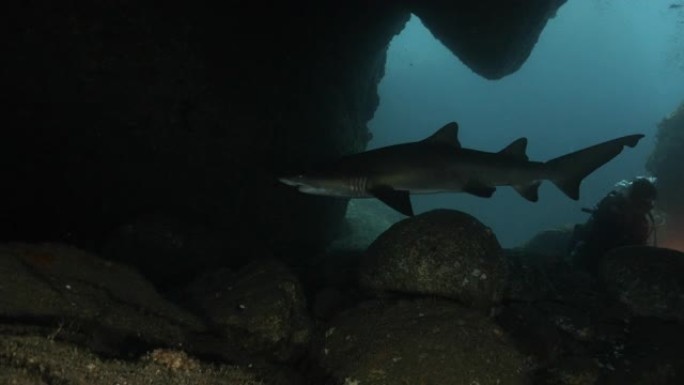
[[513, 182, 541, 202], [369, 186, 414, 216]]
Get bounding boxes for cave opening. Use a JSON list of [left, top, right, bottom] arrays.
[[364, 3, 684, 248]]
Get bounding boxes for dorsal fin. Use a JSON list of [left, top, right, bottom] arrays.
[[499, 138, 528, 160], [422, 122, 461, 148]]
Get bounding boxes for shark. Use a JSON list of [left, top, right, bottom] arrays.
[[279, 122, 644, 216]]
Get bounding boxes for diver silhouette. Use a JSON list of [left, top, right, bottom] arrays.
[[569, 176, 658, 272]]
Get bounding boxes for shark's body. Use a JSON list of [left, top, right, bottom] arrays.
[[280, 122, 644, 216]]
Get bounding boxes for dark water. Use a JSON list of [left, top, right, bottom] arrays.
[[369, 0, 684, 247]]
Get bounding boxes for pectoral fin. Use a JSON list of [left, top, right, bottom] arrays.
[[369, 186, 414, 216]]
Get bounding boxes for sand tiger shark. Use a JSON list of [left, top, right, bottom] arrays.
[[279, 122, 644, 216]]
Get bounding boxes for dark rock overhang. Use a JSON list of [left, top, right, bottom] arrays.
[[407, 0, 567, 79]]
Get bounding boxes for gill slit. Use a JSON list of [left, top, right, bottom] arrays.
[[350, 175, 368, 197]]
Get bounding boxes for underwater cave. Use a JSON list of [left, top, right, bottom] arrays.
[[1, 0, 684, 384]]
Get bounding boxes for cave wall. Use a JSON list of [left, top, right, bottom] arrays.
[[647, 102, 684, 250], [0, 0, 565, 282], [1, 2, 406, 270]]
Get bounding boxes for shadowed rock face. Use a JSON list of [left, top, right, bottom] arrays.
[[0, 1, 407, 270], [600, 246, 684, 321], [180, 259, 312, 363], [0, 1, 564, 282], [647, 102, 684, 251]]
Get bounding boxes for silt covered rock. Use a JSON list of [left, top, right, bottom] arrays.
[[600, 245, 684, 321], [503, 248, 598, 304], [0, 243, 205, 355], [314, 299, 531, 385], [359, 209, 506, 308], [182, 259, 312, 362], [0, 335, 293, 385]]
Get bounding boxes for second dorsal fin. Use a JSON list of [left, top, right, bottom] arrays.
[[499, 138, 528, 160]]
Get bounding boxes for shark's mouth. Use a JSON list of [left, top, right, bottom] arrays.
[[297, 185, 327, 194], [279, 176, 332, 196]]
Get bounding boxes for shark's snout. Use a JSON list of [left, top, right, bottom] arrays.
[[278, 176, 303, 187], [278, 177, 297, 186], [279, 175, 317, 193], [278, 174, 347, 196]]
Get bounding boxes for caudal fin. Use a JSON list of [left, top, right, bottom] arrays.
[[545, 134, 644, 200]]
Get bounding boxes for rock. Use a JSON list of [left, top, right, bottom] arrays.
[[534, 357, 600, 385], [311, 287, 356, 321], [503, 249, 598, 303], [647, 101, 684, 252], [182, 259, 312, 362], [359, 209, 506, 308], [408, 0, 567, 79], [496, 303, 566, 364], [521, 227, 574, 258], [1, 0, 570, 279], [0, 243, 205, 355], [313, 299, 531, 385], [600, 246, 684, 321], [309, 200, 406, 294], [101, 213, 267, 285], [0, 366, 45, 385], [603, 317, 684, 385], [0, 335, 295, 385], [1, 1, 407, 262], [504, 249, 562, 302]]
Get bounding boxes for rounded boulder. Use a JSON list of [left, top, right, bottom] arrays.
[[359, 209, 506, 308], [314, 299, 531, 385], [600, 245, 684, 321]]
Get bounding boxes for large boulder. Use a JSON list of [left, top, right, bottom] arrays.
[[0, 243, 205, 355], [313, 299, 531, 385], [359, 209, 507, 308], [600, 246, 684, 321], [181, 259, 312, 362]]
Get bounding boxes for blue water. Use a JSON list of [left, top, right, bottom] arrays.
[[369, 0, 684, 247]]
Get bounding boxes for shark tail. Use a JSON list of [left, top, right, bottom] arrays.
[[545, 134, 644, 200]]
